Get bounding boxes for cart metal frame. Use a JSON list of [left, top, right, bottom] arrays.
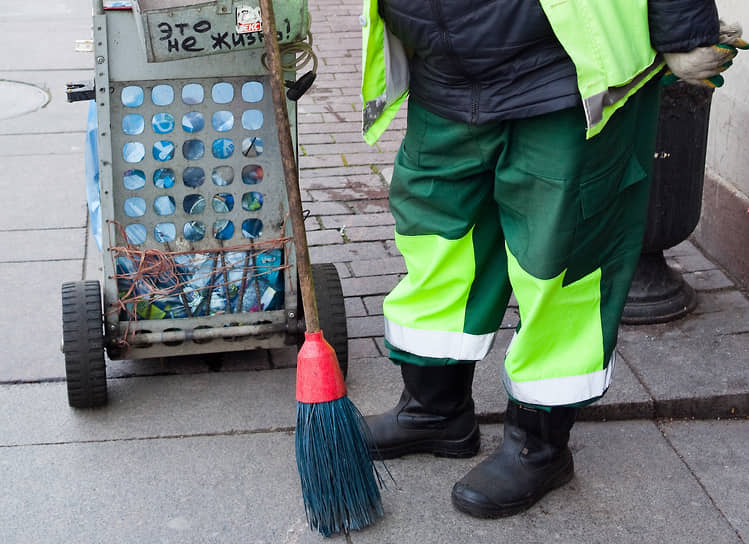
[[92, 1, 306, 362], [61, 0, 351, 409]]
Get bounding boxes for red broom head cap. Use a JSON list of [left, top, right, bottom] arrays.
[[296, 331, 346, 403]]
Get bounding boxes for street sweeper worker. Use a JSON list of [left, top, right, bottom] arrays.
[[359, 0, 747, 519]]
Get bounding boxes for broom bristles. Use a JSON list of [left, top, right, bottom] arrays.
[[296, 396, 385, 536]]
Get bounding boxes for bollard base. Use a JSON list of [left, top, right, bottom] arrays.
[[622, 252, 697, 325]]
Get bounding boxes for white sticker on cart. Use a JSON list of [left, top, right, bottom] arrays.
[[236, 6, 262, 34]]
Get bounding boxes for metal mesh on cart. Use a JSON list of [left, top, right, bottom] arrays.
[[110, 76, 285, 252]]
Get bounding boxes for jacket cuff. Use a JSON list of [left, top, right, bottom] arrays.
[[649, 0, 720, 52]]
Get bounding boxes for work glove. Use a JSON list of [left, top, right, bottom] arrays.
[[662, 21, 749, 88]]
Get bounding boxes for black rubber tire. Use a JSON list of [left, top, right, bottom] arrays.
[[299, 263, 349, 379], [61, 281, 107, 408]]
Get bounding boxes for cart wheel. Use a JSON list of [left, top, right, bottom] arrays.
[[298, 263, 349, 378], [61, 281, 107, 408]]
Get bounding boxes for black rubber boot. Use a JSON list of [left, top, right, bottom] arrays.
[[451, 400, 577, 518], [365, 363, 480, 459]]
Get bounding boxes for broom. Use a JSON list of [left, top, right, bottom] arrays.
[[258, 0, 385, 535]]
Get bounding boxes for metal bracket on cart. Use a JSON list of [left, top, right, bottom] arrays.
[[66, 80, 96, 102]]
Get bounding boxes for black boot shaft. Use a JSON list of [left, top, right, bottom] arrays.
[[507, 401, 577, 449], [401, 363, 475, 416], [365, 363, 480, 459]]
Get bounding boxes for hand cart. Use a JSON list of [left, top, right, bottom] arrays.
[[62, 0, 347, 408]]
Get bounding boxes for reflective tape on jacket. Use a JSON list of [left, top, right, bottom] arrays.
[[538, 0, 664, 138], [360, 0, 409, 145], [579, 57, 664, 133], [384, 318, 496, 361]]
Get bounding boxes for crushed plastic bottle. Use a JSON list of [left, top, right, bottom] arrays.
[[115, 248, 285, 320]]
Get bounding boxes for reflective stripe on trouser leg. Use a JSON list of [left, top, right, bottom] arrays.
[[503, 331, 617, 407], [384, 206, 512, 362], [384, 230, 496, 361], [502, 246, 614, 406]]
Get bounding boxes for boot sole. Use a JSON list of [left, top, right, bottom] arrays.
[[372, 424, 480, 460], [451, 455, 574, 518]]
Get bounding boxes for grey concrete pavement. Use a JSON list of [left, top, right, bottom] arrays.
[[0, 0, 747, 542], [1, 394, 746, 543]]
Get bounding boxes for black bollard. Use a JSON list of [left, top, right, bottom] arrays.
[[622, 81, 714, 324]]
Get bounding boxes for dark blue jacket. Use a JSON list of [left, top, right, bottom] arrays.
[[379, 0, 719, 125]]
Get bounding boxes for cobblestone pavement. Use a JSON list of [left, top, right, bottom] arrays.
[[298, 0, 406, 363]]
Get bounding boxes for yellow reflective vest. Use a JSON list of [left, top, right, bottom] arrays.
[[360, 0, 665, 144]]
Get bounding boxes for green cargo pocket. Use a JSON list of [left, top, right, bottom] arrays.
[[579, 155, 647, 220]]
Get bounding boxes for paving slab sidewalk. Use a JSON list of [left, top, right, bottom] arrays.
[[1, 394, 746, 544]]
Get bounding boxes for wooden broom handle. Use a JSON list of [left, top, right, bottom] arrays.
[[259, 0, 320, 333]]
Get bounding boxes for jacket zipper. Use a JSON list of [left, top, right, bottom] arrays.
[[429, 0, 480, 124]]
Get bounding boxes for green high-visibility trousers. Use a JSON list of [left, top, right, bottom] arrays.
[[383, 81, 661, 407]]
